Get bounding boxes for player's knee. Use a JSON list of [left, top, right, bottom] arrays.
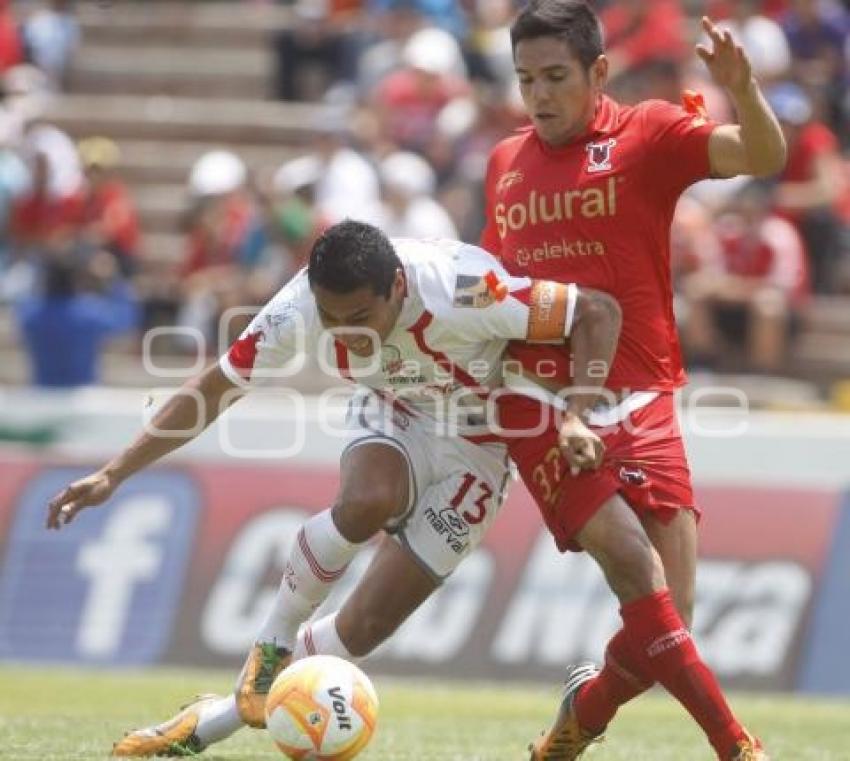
[[673, 587, 695, 629], [602, 532, 665, 602], [343, 611, 397, 658], [334, 486, 405, 543]]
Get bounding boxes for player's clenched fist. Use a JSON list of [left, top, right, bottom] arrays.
[[46, 471, 117, 530], [558, 414, 604, 477]]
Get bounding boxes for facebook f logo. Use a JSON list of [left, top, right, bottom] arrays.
[[0, 468, 199, 665], [76, 496, 172, 658]]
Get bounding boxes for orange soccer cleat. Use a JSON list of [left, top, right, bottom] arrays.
[[729, 732, 770, 761], [111, 694, 220, 757], [528, 663, 604, 761], [234, 640, 292, 728]]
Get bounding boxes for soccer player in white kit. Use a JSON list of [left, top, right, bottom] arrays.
[[46, 221, 621, 756]]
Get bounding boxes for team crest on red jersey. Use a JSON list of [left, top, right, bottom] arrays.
[[585, 138, 617, 173], [495, 169, 524, 194]]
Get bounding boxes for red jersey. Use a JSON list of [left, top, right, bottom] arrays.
[[481, 95, 716, 392], [83, 181, 140, 257], [375, 70, 470, 151], [12, 190, 84, 245], [716, 214, 809, 306]]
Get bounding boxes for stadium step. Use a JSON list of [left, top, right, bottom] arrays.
[[132, 183, 190, 235], [43, 94, 321, 146], [109, 139, 302, 187], [788, 296, 850, 384], [685, 371, 824, 411], [140, 232, 184, 265], [790, 333, 850, 381], [800, 295, 850, 335], [69, 45, 272, 100], [0, 307, 18, 350], [77, 1, 293, 48]]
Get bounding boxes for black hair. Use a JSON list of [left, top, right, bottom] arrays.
[[307, 220, 401, 299], [44, 258, 78, 299], [511, 0, 604, 70]]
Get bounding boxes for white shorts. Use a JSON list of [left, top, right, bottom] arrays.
[[343, 392, 511, 581]]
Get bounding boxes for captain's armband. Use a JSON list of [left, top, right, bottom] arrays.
[[526, 281, 578, 343]]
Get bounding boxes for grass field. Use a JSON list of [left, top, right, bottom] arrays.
[[0, 665, 848, 760]]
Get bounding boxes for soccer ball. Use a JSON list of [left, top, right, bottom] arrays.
[[265, 655, 379, 761]]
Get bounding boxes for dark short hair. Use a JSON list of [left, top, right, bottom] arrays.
[[44, 258, 78, 299], [511, 0, 604, 70], [308, 220, 401, 299]]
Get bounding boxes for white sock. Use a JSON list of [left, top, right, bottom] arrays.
[[194, 694, 243, 746], [256, 509, 359, 649], [294, 613, 359, 661]]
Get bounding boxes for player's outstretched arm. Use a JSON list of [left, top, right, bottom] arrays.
[[46, 362, 242, 530], [697, 16, 787, 178]]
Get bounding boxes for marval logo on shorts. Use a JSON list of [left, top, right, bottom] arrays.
[[586, 138, 617, 173]]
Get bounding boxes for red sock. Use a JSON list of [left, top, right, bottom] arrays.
[[574, 628, 654, 733], [621, 589, 745, 759]]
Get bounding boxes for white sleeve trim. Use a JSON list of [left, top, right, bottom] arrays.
[[219, 355, 252, 389], [564, 283, 578, 337]]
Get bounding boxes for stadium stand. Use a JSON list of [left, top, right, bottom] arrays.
[[0, 0, 847, 407]]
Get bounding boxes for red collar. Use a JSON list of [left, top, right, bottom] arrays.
[[588, 94, 619, 137]]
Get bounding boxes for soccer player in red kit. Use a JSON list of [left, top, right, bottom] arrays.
[[480, 2, 787, 760]]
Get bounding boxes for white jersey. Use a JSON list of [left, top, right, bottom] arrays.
[[220, 238, 577, 439]]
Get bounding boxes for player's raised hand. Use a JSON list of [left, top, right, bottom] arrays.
[[558, 414, 604, 477], [696, 16, 753, 95], [46, 471, 117, 530]]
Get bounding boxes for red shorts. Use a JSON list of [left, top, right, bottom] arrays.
[[497, 391, 698, 552]]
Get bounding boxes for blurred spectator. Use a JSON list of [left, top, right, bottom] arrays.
[[601, 0, 689, 86], [22, 0, 79, 91], [0, 118, 30, 282], [429, 87, 525, 242], [183, 150, 264, 276], [713, 0, 791, 82], [464, 0, 516, 89], [77, 136, 141, 276], [178, 150, 268, 348], [11, 120, 83, 253], [273, 0, 363, 101], [264, 189, 324, 276], [1, 63, 53, 146], [367, 0, 468, 39], [671, 194, 723, 285], [372, 26, 471, 153], [273, 108, 384, 225], [14, 252, 139, 387], [356, 0, 427, 93], [379, 150, 457, 238], [781, 0, 850, 137], [680, 182, 809, 373], [0, 0, 25, 73], [769, 82, 849, 293]]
